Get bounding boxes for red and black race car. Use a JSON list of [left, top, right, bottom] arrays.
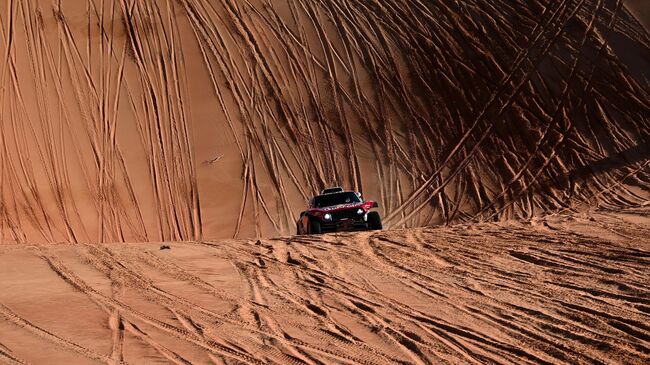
[[296, 187, 382, 235]]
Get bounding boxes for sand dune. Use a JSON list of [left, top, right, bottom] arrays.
[[1, 1, 649, 363], [0, 208, 648, 364], [0, 0, 648, 243], [626, 0, 650, 29]]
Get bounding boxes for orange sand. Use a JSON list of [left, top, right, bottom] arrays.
[[0, 208, 648, 364], [0, 1, 649, 363], [0, 0, 648, 243]]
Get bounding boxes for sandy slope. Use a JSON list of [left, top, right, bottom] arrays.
[[0, 0, 649, 243], [0, 208, 647, 364], [626, 0, 650, 29], [1, 2, 648, 363]]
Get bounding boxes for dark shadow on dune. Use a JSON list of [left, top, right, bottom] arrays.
[[567, 141, 650, 184], [503, 141, 650, 208], [603, 27, 650, 83]]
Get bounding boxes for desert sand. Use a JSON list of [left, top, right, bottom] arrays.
[[0, 208, 648, 364], [1, 0, 649, 364], [0, 0, 648, 243], [626, 0, 650, 29]]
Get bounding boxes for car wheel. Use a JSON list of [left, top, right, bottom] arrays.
[[309, 218, 322, 235], [367, 211, 382, 230]]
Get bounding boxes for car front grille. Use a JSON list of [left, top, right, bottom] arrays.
[[331, 209, 359, 221]]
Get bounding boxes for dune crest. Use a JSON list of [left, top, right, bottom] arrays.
[[0, 209, 648, 363]]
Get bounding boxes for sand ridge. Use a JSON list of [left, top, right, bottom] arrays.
[[0, 208, 648, 364]]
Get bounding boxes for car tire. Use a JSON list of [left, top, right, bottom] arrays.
[[309, 218, 322, 235], [367, 211, 382, 230]]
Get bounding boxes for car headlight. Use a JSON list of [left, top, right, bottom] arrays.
[[324, 213, 332, 221], [356, 209, 364, 215]]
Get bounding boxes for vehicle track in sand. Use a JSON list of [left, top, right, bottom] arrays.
[[0, 208, 647, 364]]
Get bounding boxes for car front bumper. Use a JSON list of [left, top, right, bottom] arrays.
[[320, 219, 369, 233]]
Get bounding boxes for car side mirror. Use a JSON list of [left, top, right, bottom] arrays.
[[372, 202, 379, 208]]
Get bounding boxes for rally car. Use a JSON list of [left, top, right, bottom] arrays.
[[296, 187, 382, 235]]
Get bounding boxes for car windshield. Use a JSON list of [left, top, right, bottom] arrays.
[[313, 192, 360, 208]]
